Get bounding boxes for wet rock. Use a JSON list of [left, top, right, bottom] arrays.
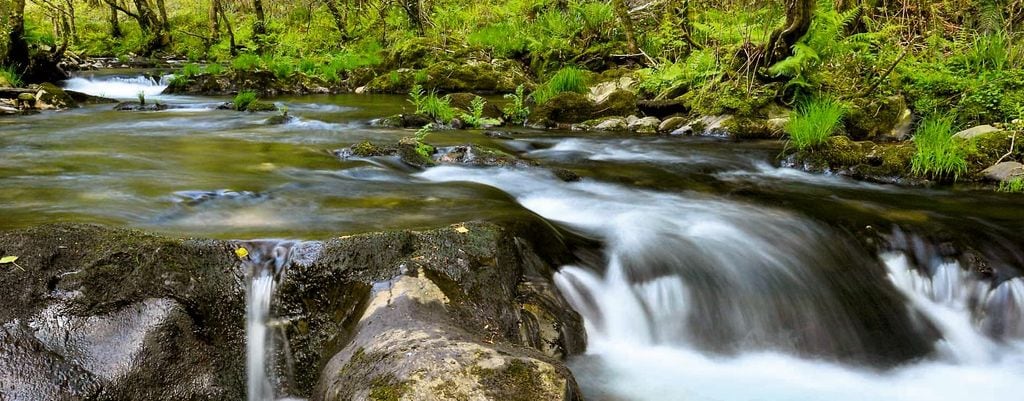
[[587, 76, 635, 104], [245, 101, 278, 112], [372, 113, 434, 128], [845, 96, 907, 141], [265, 114, 298, 125], [552, 168, 582, 182], [113, 101, 170, 111], [793, 136, 918, 183], [17, 92, 36, 109], [420, 60, 530, 93], [954, 125, 1001, 140], [35, 83, 77, 110], [628, 116, 661, 134], [720, 116, 781, 139], [637, 99, 688, 119], [163, 71, 334, 97], [672, 115, 733, 137], [1, 218, 587, 401], [484, 130, 514, 139], [530, 92, 596, 126], [434, 145, 535, 167], [449, 93, 504, 118], [593, 117, 628, 131], [65, 90, 117, 105], [658, 116, 688, 133], [981, 162, 1024, 182], [593, 90, 638, 118]]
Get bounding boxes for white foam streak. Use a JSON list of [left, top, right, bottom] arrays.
[[63, 75, 170, 99]]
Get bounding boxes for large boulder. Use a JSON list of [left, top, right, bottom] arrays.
[[35, 83, 77, 110], [845, 96, 907, 141], [0, 220, 586, 400], [530, 92, 596, 126]]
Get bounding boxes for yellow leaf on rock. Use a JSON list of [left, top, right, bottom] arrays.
[[0, 256, 17, 264], [455, 226, 469, 234], [234, 248, 249, 259]]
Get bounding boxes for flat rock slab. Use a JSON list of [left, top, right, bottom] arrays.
[[982, 161, 1024, 182], [954, 125, 1001, 140]]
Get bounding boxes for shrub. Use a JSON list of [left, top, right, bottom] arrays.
[[532, 66, 588, 105], [169, 74, 189, 87], [204, 63, 225, 75], [0, 66, 23, 87], [233, 90, 258, 111], [910, 116, 967, 180], [503, 85, 530, 124], [786, 96, 846, 150], [181, 63, 202, 77], [232, 53, 263, 71], [268, 56, 296, 79]]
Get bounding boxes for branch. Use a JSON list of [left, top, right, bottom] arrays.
[[101, 0, 140, 20], [994, 132, 1018, 165], [856, 46, 909, 98]]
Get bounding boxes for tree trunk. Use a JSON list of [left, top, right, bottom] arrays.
[[253, 0, 266, 36], [3, 0, 29, 69], [401, 0, 425, 36], [108, 3, 122, 37], [208, 0, 220, 44], [760, 0, 815, 67], [216, 0, 236, 55], [154, 0, 170, 33], [612, 0, 638, 53], [325, 0, 348, 41]]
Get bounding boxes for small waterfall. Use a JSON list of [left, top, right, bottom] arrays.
[[62, 74, 170, 99], [237, 240, 317, 401]]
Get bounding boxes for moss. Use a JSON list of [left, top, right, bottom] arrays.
[[351, 141, 389, 157], [530, 92, 596, 125], [368, 374, 411, 401], [845, 95, 906, 141], [424, 61, 501, 93], [721, 117, 779, 139], [861, 142, 915, 177], [367, 69, 418, 93], [397, 136, 435, 167], [472, 359, 552, 401], [37, 83, 77, 109], [245, 101, 278, 112], [686, 80, 776, 117], [962, 130, 1021, 171], [593, 89, 638, 118]]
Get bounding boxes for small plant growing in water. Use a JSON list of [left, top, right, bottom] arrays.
[[234, 90, 258, 111], [137, 91, 146, 105], [786, 96, 846, 150], [503, 84, 530, 125], [460, 96, 487, 128], [910, 116, 967, 180], [414, 124, 435, 158]]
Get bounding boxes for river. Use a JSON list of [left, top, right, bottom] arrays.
[[1, 72, 1022, 401]]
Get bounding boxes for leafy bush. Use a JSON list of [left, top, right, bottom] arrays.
[[0, 66, 23, 87], [532, 66, 588, 104], [204, 63, 225, 75], [181, 63, 202, 77], [503, 85, 530, 124], [786, 97, 846, 150], [233, 90, 258, 111], [267, 56, 296, 79], [169, 74, 189, 87], [910, 116, 967, 180], [231, 53, 263, 71]]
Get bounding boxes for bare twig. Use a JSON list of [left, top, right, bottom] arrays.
[[994, 132, 1018, 165], [857, 46, 909, 98]]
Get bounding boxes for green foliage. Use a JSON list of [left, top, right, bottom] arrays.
[[787, 97, 846, 150], [0, 66, 23, 87], [169, 74, 189, 87], [408, 84, 455, 123], [181, 63, 203, 77], [232, 54, 263, 71], [137, 91, 146, 105], [911, 116, 967, 180], [956, 32, 1011, 74], [767, 0, 863, 96], [468, 22, 529, 58], [268, 56, 296, 79], [460, 96, 493, 128], [503, 85, 530, 124], [234, 91, 258, 111], [639, 49, 720, 98], [532, 67, 588, 105], [414, 124, 435, 158], [999, 177, 1024, 193], [204, 64, 225, 75]]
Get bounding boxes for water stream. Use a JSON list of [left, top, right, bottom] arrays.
[[3, 74, 1022, 400]]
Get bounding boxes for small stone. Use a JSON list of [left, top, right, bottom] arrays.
[[658, 116, 687, 133], [953, 125, 1001, 140], [628, 116, 661, 134], [594, 117, 627, 131], [625, 115, 639, 125], [981, 162, 1024, 182]]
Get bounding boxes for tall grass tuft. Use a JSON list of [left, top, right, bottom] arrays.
[[910, 116, 967, 180], [786, 97, 846, 150], [233, 90, 258, 111], [408, 84, 455, 123], [0, 66, 23, 87], [532, 67, 588, 105]]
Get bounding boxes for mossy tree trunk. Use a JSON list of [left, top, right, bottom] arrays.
[[612, 0, 638, 53], [109, 4, 122, 38], [325, 0, 349, 41], [761, 0, 815, 67], [2, 0, 29, 70], [253, 0, 267, 36]]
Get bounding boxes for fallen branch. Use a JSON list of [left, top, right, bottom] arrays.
[[994, 131, 1018, 165], [857, 47, 909, 98]]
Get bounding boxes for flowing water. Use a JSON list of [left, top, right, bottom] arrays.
[[3, 73, 1023, 400]]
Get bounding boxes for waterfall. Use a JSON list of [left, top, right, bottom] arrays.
[[248, 271, 275, 401], [418, 165, 1024, 401], [62, 74, 171, 99]]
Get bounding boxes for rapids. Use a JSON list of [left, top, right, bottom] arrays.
[[2, 74, 1022, 401]]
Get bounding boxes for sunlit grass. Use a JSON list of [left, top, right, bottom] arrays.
[[910, 116, 967, 180], [786, 97, 846, 150]]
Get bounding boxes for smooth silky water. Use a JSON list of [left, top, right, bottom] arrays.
[[2, 74, 1023, 400]]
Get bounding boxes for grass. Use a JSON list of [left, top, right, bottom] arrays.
[[532, 66, 589, 105], [181, 63, 202, 77], [0, 66, 23, 87], [786, 97, 846, 150], [910, 116, 968, 180], [999, 176, 1024, 193], [204, 63, 224, 75], [408, 84, 455, 123], [231, 53, 263, 71], [233, 91, 258, 111]]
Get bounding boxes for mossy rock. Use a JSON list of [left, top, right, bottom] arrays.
[[593, 90, 638, 118], [246, 101, 278, 112], [423, 61, 501, 93], [366, 69, 418, 94], [448, 93, 503, 118], [720, 116, 781, 139], [962, 130, 1022, 173], [795, 136, 916, 182], [0, 75, 10, 87], [36, 83, 77, 109], [397, 136, 435, 167], [845, 95, 906, 141], [530, 92, 596, 126]]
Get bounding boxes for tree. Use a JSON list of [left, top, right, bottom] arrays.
[[1, 0, 29, 69], [612, 0, 638, 53], [253, 0, 267, 36], [760, 0, 815, 68], [99, 0, 169, 53]]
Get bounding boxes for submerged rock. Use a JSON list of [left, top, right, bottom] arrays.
[[113, 101, 170, 111], [434, 145, 535, 167]]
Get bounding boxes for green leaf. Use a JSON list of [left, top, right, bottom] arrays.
[[0, 256, 18, 264]]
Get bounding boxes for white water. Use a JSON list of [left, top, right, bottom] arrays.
[[419, 164, 1024, 401], [63, 75, 170, 99], [247, 272, 275, 401]]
